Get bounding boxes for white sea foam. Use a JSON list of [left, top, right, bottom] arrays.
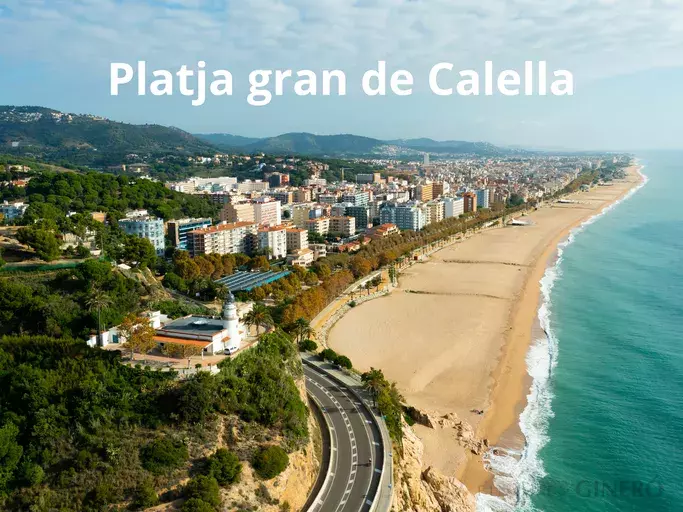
[[475, 165, 649, 512]]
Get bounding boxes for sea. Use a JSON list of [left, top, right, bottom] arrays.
[[476, 152, 683, 512]]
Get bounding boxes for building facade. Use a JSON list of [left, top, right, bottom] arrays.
[[253, 198, 282, 227], [329, 216, 356, 237], [258, 225, 288, 259], [476, 189, 490, 209], [119, 215, 165, 255], [285, 228, 309, 252], [345, 206, 370, 231], [167, 218, 212, 251], [189, 221, 257, 257], [221, 202, 255, 223], [463, 192, 478, 213], [444, 197, 465, 218]]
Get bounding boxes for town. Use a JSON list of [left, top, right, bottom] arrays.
[[0, 146, 630, 511]]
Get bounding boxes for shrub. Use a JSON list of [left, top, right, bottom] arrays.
[[336, 355, 353, 370], [131, 480, 159, 509], [184, 475, 221, 508], [205, 448, 242, 486], [348, 300, 357, 307], [252, 445, 289, 480], [181, 497, 217, 512], [319, 348, 338, 364], [140, 437, 188, 475], [298, 339, 317, 352]]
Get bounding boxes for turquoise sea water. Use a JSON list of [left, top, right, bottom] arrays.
[[478, 152, 683, 512]]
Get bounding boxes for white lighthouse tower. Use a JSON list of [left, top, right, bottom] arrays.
[[222, 292, 242, 352]]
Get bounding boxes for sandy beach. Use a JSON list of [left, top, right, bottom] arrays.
[[327, 165, 644, 490]]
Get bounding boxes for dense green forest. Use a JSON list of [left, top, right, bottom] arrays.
[[19, 171, 217, 221], [0, 260, 143, 339], [0, 328, 307, 510]]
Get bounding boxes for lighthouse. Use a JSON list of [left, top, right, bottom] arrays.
[[222, 292, 242, 352]]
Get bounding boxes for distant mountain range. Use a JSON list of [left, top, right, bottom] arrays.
[[0, 106, 215, 165], [0, 106, 522, 166], [196, 132, 517, 157]]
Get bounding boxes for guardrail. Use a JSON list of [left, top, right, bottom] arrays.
[[302, 356, 393, 512]]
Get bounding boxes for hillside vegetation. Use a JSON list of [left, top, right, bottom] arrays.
[[0, 106, 216, 167]]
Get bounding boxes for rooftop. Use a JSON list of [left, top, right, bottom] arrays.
[[215, 270, 291, 292], [156, 316, 228, 342], [190, 221, 255, 235]]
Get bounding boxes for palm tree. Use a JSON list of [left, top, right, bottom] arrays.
[[86, 285, 112, 347], [292, 317, 315, 344], [361, 367, 385, 407], [244, 303, 273, 335]]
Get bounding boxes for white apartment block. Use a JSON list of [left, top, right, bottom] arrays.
[[236, 180, 269, 193], [189, 222, 257, 257], [258, 225, 287, 259], [444, 197, 465, 218], [253, 198, 282, 227], [118, 214, 165, 255]]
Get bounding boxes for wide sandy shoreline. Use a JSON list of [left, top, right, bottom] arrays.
[[327, 165, 645, 494]]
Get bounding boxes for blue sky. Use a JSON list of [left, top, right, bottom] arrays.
[[1, 0, 682, 150]]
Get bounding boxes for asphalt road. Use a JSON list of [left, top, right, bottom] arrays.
[[304, 364, 384, 512]]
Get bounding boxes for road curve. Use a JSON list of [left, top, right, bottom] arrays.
[[304, 362, 384, 512]]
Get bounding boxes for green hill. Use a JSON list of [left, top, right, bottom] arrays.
[[197, 131, 516, 157], [0, 106, 216, 166]]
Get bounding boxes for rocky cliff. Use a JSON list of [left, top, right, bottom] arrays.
[[392, 419, 477, 512]]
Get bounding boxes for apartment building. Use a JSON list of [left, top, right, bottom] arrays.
[[292, 203, 315, 227], [476, 189, 490, 209], [426, 200, 445, 224], [167, 218, 212, 251], [416, 182, 434, 202], [444, 197, 465, 218], [258, 225, 287, 259], [220, 201, 255, 223], [329, 216, 356, 237], [341, 191, 370, 207], [345, 206, 370, 231], [285, 228, 309, 252], [272, 191, 293, 205], [380, 203, 425, 231], [189, 221, 257, 257], [305, 217, 330, 236], [118, 214, 165, 255], [293, 189, 312, 203], [463, 192, 478, 213], [253, 197, 282, 227]]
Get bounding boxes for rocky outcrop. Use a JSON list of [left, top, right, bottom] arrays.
[[392, 420, 476, 512], [406, 408, 489, 455], [218, 375, 320, 511]]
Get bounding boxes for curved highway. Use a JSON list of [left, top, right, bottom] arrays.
[[304, 361, 385, 512]]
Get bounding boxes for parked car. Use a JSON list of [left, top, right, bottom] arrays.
[[224, 346, 238, 356]]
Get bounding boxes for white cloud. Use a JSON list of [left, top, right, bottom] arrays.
[[1, 0, 682, 83]]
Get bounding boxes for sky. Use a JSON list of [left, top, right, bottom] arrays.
[[1, 0, 683, 150]]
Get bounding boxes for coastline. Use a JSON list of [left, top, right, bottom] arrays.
[[326, 164, 645, 500], [461, 163, 647, 501]]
